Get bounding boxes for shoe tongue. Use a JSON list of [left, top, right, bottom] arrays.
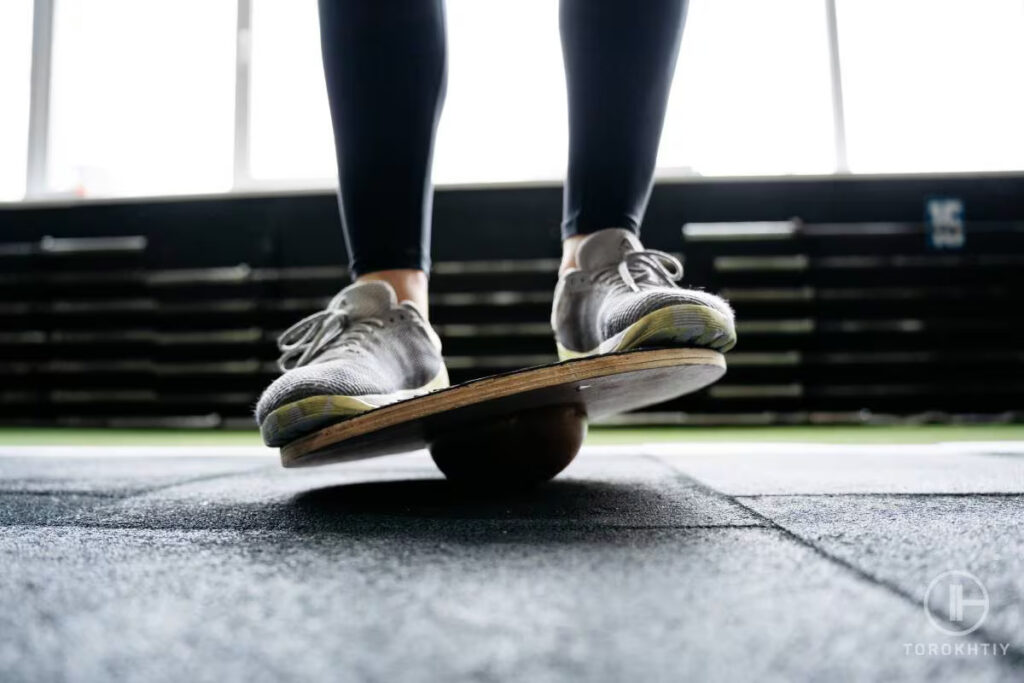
[[332, 280, 396, 319], [575, 228, 643, 271]]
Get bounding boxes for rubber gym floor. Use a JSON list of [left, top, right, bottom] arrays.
[[3, 425, 1023, 682]]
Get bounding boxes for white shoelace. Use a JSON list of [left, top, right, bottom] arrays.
[[276, 307, 383, 371], [594, 248, 684, 292]]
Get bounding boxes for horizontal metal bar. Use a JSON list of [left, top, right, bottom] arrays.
[[684, 221, 800, 241], [39, 235, 147, 254]]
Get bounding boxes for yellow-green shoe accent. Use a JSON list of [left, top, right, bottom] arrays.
[[556, 304, 736, 361], [261, 365, 450, 447]]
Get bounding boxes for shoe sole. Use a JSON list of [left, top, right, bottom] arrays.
[[260, 366, 450, 447], [556, 304, 736, 361]]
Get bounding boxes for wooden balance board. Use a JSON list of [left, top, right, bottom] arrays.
[[281, 347, 726, 485]]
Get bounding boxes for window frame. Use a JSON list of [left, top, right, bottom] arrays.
[[23, 0, 946, 202]]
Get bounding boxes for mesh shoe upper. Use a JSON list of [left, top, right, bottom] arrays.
[[552, 228, 735, 353], [600, 287, 733, 342], [255, 281, 444, 424]]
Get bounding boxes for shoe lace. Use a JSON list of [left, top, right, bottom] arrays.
[[593, 248, 684, 292], [276, 305, 384, 372]]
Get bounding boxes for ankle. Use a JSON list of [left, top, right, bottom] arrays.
[[559, 235, 586, 276], [356, 269, 429, 318]]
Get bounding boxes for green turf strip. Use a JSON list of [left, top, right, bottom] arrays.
[[0, 424, 1021, 447]]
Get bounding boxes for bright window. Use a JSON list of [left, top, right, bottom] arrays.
[[0, 0, 34, 201], [837, 0, 1024, 173], [434, 0, 567, 184], [247, 0, 567, 185], [247, 0, 837, 185], [9, 1, 1022, 201], [660, 0, 837, 176], [47, 0, 236, 198], [249, 0, 335, 181]]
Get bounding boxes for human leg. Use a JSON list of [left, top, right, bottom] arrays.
[[553, 0, 736, 358], [319, 0, 447, 312], [256, 1, 450, 443]]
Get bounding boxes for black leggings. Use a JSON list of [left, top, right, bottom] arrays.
[[318, 0, 688, 276]]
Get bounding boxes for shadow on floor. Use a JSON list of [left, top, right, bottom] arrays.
[[288, 477, 673, 527], [57, 475, 713, 537]]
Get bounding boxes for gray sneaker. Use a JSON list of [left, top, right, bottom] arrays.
[[551, 228, 736, 360], [256, 280, 449, 447]]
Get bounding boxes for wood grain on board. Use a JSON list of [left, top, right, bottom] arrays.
[[282, 348, 726, 467]]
